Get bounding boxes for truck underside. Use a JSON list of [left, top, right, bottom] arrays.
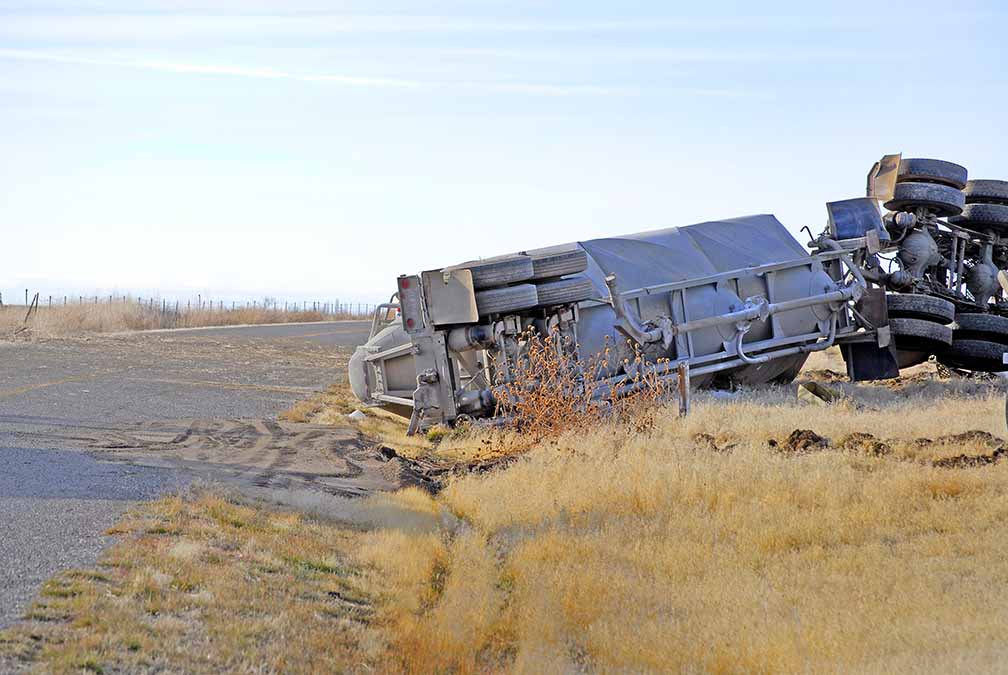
[[349, 154, 1008, 433]]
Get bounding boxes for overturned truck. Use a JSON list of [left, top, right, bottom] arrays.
[[349, 155, 1008, 432]]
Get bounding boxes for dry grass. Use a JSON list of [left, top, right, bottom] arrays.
[[7, 350, 1008, 672], [352, 363, 1008, 673], [0, 491, 385, 673], [0, 301, 359, 337]]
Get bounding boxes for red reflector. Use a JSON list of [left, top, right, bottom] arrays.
[[401, 279, 410, 289], [406, 318, 415, 328]]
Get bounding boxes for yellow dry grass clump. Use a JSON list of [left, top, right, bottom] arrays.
[[357, 389, 1008, 673], [0, 492, 385, 673]]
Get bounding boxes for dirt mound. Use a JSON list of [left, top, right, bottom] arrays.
[[936, 430, 1004, 447], [933, 448, 1008, 469], [910, 431, 1004, 450], [379, 445, 517, 484], [837, 432, 891, 456], [881, 371, 938, 389], [692, 433, 735, 453], [800, 369, 847, 383], [769, 429, 830, 454]]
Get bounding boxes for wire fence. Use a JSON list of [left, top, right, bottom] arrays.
[[0, 289, 379, 317], [1, 289, 381, 335]]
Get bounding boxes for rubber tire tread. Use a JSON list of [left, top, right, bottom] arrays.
[[954, 313, 1008, 344], [456, 256, 534, 290], [886, 293, 955, 323], [951, 203, 1008, 226], [884, 182, 965, 217], [475, 283, 538, 316], [889, 317, 952, 351], [530, 249, 589, 280], [964, 179, 1008, 205], [897, 158, 968, 189], [534, 276, 595, 306], [938, 339, 1008, 372]]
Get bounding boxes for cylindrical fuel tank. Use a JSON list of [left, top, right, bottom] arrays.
[[529, 214, 824, 384], [351, 213, 829, 411], [348, 323, 415, 404]]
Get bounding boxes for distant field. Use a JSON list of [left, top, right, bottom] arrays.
[[0, 299, 371, 337]]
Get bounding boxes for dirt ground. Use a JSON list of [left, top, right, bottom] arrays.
[[0, 322, 423, 630], [82, 417, 433, 505]]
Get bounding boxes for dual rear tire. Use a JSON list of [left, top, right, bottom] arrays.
[[473, 276, 598, 315], [462, 249, 595, 316], [938, 313, 1008, 372], [949, 182, 1008, 235], [886, 294, 954, 368], [883, 158, 968, 217]]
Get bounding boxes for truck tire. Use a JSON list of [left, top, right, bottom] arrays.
[[886, 293, 955, 323], [954, 313, 1008, 344], [964, 179, 1008, 205], [535, 276, 596, 306], [938, 339, 1008, 372], [530, 249, 589, 280], [896, 158, 968, 189], [884, 182, 965, 217], [452, 255, 534, 290], [950, 203, 1008, 226], [475, 283, 539, 316], [889, 317, 952, 352]]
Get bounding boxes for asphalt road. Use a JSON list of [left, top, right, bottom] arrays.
[[0, 320, 371, 627], [147, 320, 373, 346]]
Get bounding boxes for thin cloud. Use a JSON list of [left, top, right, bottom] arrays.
[[0, 11, 991, 41], [0, 48, 423, 88], [0, 48, 760, 98]]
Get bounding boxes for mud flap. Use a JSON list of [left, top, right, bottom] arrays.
[[841, 287, 899, 381], [841, 342, 899, 381]]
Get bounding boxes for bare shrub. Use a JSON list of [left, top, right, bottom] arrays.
[[492, 329, 672, 444]]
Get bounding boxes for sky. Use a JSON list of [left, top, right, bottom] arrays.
[[2, 0, 1006, 304]]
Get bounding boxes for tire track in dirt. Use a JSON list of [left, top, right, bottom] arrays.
[[77, 418, 431, 501]]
